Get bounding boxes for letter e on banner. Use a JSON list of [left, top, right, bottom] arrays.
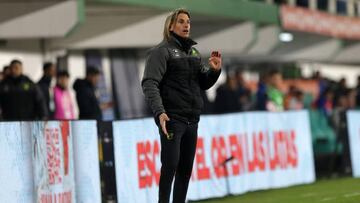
[[195, 137, 210, 180], [137, 140, 160, 189], [228, 134, 246, 176]]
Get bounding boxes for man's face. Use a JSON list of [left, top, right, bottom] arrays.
[[47, 65, 56, 77], [89, 74, 100, 86], [337, 95, 349, 108], [11, 63, 23, 78], [170, 13, 190, 38], [270, 73, 283, 89], [3, 67, 10, 77]]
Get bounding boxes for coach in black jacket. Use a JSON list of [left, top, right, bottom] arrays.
[[141, 9, 222, 203]]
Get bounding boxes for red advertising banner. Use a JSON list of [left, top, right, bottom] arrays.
[[280, 5, 360, 40], [135, 130, 298, 189]]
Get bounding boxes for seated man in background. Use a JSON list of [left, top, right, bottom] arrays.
[[0, 59, 48, 120]]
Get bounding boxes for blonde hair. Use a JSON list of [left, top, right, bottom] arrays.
[[163, 8, 190, 41]]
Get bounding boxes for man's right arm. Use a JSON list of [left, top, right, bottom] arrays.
[[141, 47, 169, 118]]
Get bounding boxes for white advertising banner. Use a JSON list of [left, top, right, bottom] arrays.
[[113, 111, 315, 202], [347, 111, 360, 177], [72, 121, 101, 203], [0, 122, 34, 203], [0, 121, 100, 203]]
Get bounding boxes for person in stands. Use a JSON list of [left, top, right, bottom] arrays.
[[0, 59, 47, 120], [53, 70, 75, 120], [38, 62, 56, 118], [73, 66, 102, 120]]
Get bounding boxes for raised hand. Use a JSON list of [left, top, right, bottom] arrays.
[[208, 51, 222, 71]]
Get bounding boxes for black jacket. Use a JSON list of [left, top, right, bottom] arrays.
[[73, 79, 102, 120], [0, 75, 48, 120], [141, 34, 221, 123], [38, 75, 53, 117], [214, 84, 241, 114]]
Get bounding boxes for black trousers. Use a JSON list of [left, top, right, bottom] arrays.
[[158, 119, 198, 203]]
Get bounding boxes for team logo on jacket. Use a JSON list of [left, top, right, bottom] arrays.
[[23, 83, 30, 91], [173, 49, 180, 57], [191, 49, 199, 57]]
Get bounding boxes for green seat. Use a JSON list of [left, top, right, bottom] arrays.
[[309, 110, 337, 155], [303, 93, 314, 109]]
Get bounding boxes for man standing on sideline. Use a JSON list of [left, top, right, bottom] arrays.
[[38, 62, 56, 119], [142, 9, 222, 203]]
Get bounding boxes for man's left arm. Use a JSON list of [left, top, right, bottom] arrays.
[[198, 50, 222, 90]]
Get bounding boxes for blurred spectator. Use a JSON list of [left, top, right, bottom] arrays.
[[336, 0, 347, 15], [285, 85, 304, 110], [38, 62, 56, 118], [0, 71, 3, 119], [0, 66, 8, 119], [333, 77, 348, 107], [73, 66, 102, 120], [0, 66, 10, 82], [236, 70, 252, 111], [295, 90, 304, 109], [274, 0, 287, 4], [313, 70, 329, 96], [331, 90, 351, 174], [266, 69, 284, 112], [318, 0, 328, 11], [53, 71, 75, 120], [255, 73, 268, 111], [284, 85, 296, 110], [2, 65, 10, 79], [348, 88, 357, 109], [356, 76, 360, 108], [0, 59, 47, 120], [297, 0, 308, 7], [214, 73, 241, 114], [315, 87, 334, 117]]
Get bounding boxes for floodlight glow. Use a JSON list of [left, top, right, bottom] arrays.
[[279, 32, 293, 42]]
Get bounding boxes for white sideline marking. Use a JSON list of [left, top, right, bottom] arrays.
[[344, 192, 360, 198]]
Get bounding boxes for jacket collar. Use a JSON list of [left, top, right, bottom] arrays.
[[168, 32, 197, 52]]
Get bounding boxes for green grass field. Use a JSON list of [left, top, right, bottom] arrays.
[[194, 177, 360, 203]]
